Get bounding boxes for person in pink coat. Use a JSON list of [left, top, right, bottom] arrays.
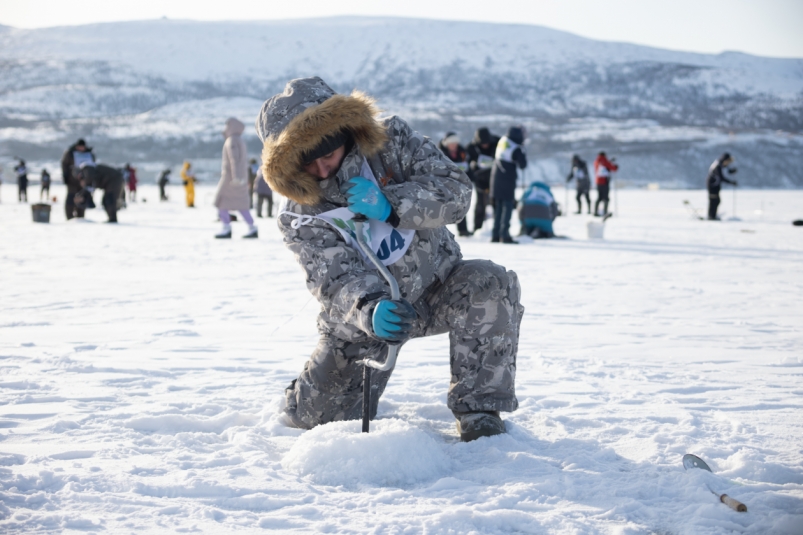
[[214, 117, 258, 239]]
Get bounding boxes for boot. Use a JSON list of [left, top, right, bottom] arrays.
[[243, 225, 258, 239], [215, 224, 232, 239], [502, 237, 518, 244], [454, 411, 506, 442]]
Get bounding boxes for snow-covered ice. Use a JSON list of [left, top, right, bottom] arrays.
[[1, 184, 802, 534]]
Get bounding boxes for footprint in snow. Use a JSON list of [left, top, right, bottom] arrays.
[[154, 330, 199, 337]]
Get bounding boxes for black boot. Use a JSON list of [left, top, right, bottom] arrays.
[[454, 411, 506, 442]]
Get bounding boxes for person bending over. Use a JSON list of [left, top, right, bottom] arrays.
[[78, 163, 125, 223]]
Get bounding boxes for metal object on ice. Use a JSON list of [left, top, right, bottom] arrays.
[[352, 214, 402, 433], [683, 454, 747, 513]]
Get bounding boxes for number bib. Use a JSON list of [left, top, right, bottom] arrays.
[[281, 159, 415, 267]]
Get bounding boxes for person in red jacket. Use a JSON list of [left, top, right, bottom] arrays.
[[124, 163, 138, 202], [593, 151, 618, 216]]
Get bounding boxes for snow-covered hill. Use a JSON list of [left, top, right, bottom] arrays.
[[1, 17, 802, 186]]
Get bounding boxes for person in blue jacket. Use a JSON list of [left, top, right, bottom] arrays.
[[489, 126, 527, 243]]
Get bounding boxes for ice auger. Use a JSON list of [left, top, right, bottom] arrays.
[[352, 214, 401, 433]]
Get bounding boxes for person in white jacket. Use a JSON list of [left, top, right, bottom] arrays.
[[214, 117, 257, 239]]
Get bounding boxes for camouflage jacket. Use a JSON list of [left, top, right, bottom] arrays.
[[278, 117, 472, 342]]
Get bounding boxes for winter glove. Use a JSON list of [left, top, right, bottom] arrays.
[[371, 299, 416, 342], [727, 167, 738, 174], [346, 177, 391, 221]]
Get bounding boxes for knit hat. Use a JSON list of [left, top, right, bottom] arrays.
[[302, 129, 351, 165], [474, 127, 492, 145]]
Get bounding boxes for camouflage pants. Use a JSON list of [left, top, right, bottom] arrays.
[[284, 259, 524, 429]]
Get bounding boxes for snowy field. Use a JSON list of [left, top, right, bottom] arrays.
[[1, 184, 802, 534]]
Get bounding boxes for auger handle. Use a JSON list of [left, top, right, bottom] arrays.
[[720, 494, 747, 513]]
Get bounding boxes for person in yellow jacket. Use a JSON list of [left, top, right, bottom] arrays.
[[181, 161, 197, 207]]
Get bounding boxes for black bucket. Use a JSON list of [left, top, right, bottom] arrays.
[[32, 203, 51, 223]]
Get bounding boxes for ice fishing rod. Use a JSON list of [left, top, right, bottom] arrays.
[[352, 214, 401, 433]]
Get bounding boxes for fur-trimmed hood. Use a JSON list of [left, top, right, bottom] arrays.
[[255, 77, 387, 206]]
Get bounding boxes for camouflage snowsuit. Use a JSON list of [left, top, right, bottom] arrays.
[[256, 77, 524, 429]]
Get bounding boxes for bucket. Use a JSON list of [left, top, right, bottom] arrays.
[[587, 221, 604, 239], [31, 203, 51, 223]]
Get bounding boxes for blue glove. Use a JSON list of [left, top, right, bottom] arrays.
[[371, 299, 416, 342], [346, 177, 391, 221]]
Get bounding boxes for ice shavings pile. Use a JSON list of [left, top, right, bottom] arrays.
[[283, 418, 450, 487]]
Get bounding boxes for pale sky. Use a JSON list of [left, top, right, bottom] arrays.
[[1, 0, 802, 59]]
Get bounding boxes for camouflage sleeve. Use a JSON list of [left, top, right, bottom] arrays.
[[278, 211, 391, 337], [381, 117, 472, 230]]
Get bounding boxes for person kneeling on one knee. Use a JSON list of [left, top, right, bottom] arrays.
[[256, 77, 524, 441]]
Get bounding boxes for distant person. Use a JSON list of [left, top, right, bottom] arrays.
[[158, 169, 171, 201], [124, 163, 138, 202], [14, 159, 28, 203], [254, 166, 273, 218], [566, 154, 591, 214], [214, 118, 257, 239], [489, 126, 527, 244], [181, 161, 197, 208], [593, 151, 618, 217], [248, 158, 259, 209], [706, 152, 738, 220], [40, 168, 51, 201], [61, 138, 96, 219], [438, 132, 472, 236], [78, 163, 125, 223], [466, 127, 500, 233], [519, 181, 558, 238]]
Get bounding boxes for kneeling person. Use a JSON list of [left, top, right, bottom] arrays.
[[256, 78, 524, 441]]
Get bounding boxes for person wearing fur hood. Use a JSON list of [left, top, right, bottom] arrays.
[[256, 77, 524, 441], [214, 118, 258, 238]]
